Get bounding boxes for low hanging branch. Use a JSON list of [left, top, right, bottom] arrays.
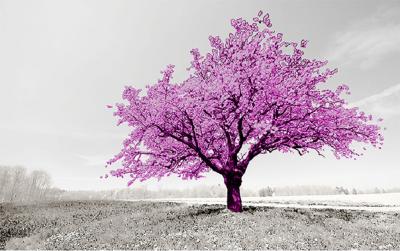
[[105, 11, 384, 212]]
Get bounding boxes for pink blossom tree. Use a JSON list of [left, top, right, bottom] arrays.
[[106, 11, 384, 212]]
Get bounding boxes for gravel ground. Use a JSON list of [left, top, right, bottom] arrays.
[[1, 200, 400, 250]]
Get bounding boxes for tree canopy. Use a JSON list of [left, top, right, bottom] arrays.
[[105, 11, 383, 211]]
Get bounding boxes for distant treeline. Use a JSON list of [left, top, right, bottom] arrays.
[[0, 165, 61, 203], [60, 185, 400, 201], [1, 165, 400, 203], [58, 185, 258, 201], [258, 185, 400, 197]]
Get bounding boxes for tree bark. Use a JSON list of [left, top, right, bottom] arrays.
[[224, 173, 243, 212]]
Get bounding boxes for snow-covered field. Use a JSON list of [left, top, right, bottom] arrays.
[[131, 193, 400, 212]]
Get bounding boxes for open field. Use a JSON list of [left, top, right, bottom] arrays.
[[1, 200, 400, 250], [141, 193, 400, 212]]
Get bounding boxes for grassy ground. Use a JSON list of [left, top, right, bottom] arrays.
[[1, 200, 400, 250]]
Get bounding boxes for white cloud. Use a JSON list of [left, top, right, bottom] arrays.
[[327, 9, 400, 70], [350, 84, 400, 118]]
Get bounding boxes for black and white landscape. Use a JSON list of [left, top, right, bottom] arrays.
[[1, 0, 400, 250]]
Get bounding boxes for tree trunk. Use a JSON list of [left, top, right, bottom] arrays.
[[224, 173, 243, 212]]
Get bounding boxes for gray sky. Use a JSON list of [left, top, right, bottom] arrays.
[[1, 0, 399, 191]]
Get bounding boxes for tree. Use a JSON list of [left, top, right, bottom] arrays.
[[259, 186, 274, 197], [0, 166, 53, 203], [106, 11, 384, 212], [374, 187, 382, 194], [28, 170, 52, 201], [9, 166, 26, 202], [0, 166, 11, 202], [335, 186, 350, 195]]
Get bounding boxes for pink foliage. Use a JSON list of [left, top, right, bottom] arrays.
[[106, 12, 383, 187]]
